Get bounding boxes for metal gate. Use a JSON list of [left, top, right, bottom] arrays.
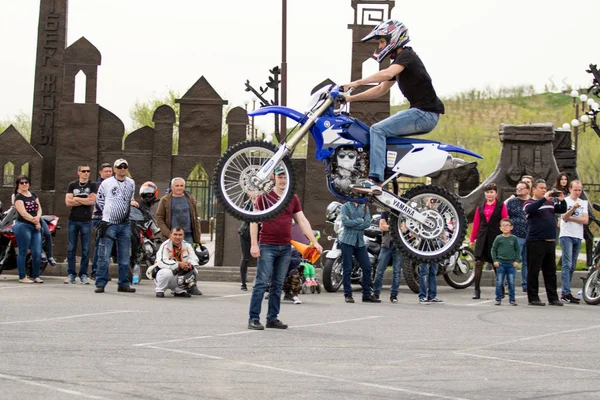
[[186, 179, 215, 221]]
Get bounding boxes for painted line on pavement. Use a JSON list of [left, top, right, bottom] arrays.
[[458, 323, 600, 352], [207, 293, 251, 299], [0, 310, 142, 325], [456, 352, 600, 374], [0, 373, 108, 399], [144, 345, 470, 400], [133, 316, 383, 347]]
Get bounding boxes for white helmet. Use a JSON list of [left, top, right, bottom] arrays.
[[361, 19, 410, 63], [326, 201, 342, 223]]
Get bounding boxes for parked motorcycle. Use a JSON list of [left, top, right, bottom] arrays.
[[321, 203, 380, 293], [402, 244, 476, 293], [214, 84, 481, 263], [580, 203, 600, 305], [0, 201, 59, 278], [126, 202, 162, 283]]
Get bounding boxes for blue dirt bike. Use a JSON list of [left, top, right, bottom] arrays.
[[213, 84, 482, 262]]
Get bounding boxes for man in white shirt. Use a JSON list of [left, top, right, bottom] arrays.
[[150, 227, 200, 298], [559, 180, 588, 303]]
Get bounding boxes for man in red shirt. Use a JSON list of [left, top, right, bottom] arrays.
[[248, 166, 322, 330]]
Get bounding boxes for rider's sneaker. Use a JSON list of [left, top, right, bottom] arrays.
[[350, 179, 382, 195], [40, 253, 48, 263], [48, 258, 57, 268]]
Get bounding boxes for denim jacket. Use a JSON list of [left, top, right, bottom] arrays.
[[339, 202, 371, 247]]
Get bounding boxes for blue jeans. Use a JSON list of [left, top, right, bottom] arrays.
[[495, 262, 516, 301], [67, 220, 92, 277], [341, 242, 372, 299], [559, 236, 582, 295], [13, 221, 42, 279], [248, 244, 291, 322], [95, 223, 131, 287], [91, 219, 100, 275], [516, 236, 527, 290], [418, 263, 438, 300], [373, 246, 403, 297], [41, 219, 53, 258], [369, 108, 440, 181], [184, 233, 194, 244]]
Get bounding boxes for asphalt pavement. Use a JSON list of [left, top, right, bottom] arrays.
[[1, 276, 599, 400]]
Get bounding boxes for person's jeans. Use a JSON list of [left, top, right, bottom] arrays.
[[373, 246, 403, 297], [95, 223, 131, 288], [495, 262, 516, 301], [13, 221, 42, 279], [369, 109, 440, 181], [248, 244, 291, 322], [418, 263, 438, 300], [40, 219, 53, 258], [516, 236, 527, 290], [67, 220, 92, 277], [91, 219, 100, 275], [340, 242, 372, 299], [559, 236, 582, 296], [239, 234, 251, 285], [184, 233, 193, 244]]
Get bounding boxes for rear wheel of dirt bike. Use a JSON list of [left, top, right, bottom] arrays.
[[213, 140, 296, 222], [443, 246, 476, 289], [322, 256, 343, 292], [25, 254, 47, 278], [402, 258, 420, 294], [582, 268, 600, 305], [389, 185, 467, 263]]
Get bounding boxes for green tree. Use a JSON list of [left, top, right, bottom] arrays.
[[0, 111, 32, 142]]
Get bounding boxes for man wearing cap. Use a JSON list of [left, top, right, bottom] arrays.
[[247, 165, 323, 330], [94, 159, 139, 293]]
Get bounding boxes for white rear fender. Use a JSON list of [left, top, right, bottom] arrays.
[[391, 144, 448, 177]]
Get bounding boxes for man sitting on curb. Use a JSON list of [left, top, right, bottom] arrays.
[[149, 227, 200, 298]]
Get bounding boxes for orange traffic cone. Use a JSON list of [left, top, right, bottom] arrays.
[[290, 240, 321, 264]]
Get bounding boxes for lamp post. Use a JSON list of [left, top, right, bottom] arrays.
[[243, 98, 250, 138], [563, 90, 599, 151], [251, 94, 258, 140]]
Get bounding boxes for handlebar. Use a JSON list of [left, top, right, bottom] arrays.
[[330, 86, 354, 101]]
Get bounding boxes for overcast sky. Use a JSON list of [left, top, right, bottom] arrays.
[[0, 0, 596, 133]]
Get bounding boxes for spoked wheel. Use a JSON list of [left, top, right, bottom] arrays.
[[582, 268, 600, 305], [442, 246, 476, 289], [322, 256, 343, 292], [389, 185, 467, 263], [213, 140, 296, 222]]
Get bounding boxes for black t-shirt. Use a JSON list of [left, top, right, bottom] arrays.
[[67, 180, 98, 221], [391, 47, 445, 114], [14, 192, 39, 224]]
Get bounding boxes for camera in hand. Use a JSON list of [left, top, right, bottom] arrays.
[[550, 189, 561, 197]]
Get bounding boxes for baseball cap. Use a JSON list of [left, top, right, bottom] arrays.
[[274, 165, 286, 175], [114, 158, 128, 168]]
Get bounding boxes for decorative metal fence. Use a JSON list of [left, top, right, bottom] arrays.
[[186, 180, 215, 221]]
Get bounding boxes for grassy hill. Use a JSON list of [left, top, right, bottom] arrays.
[[391, 87, 600, 191]]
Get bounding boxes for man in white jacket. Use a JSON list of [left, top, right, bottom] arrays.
[[152, 227, 200, 298]]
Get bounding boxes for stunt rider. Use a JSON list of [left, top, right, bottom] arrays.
[[343, 19, 445, 195]]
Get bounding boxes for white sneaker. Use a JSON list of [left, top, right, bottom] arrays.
[[293, 296, 302, 304]]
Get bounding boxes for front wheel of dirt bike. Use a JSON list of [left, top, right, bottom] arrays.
[[582, 268, 600, 305], [443, 246, 476, 289], [402, 258, 420, 294], [389, 185, 467, 263], [322, 256, 343, 293], [213, 140, 296, 222]]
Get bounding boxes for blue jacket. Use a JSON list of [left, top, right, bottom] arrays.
[[339, 202, 370, 247]]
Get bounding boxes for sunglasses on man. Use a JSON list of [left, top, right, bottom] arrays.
[[115, 165, 128, 170]]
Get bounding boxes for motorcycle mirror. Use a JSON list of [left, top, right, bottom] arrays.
[[327, 236, 334, 241]]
